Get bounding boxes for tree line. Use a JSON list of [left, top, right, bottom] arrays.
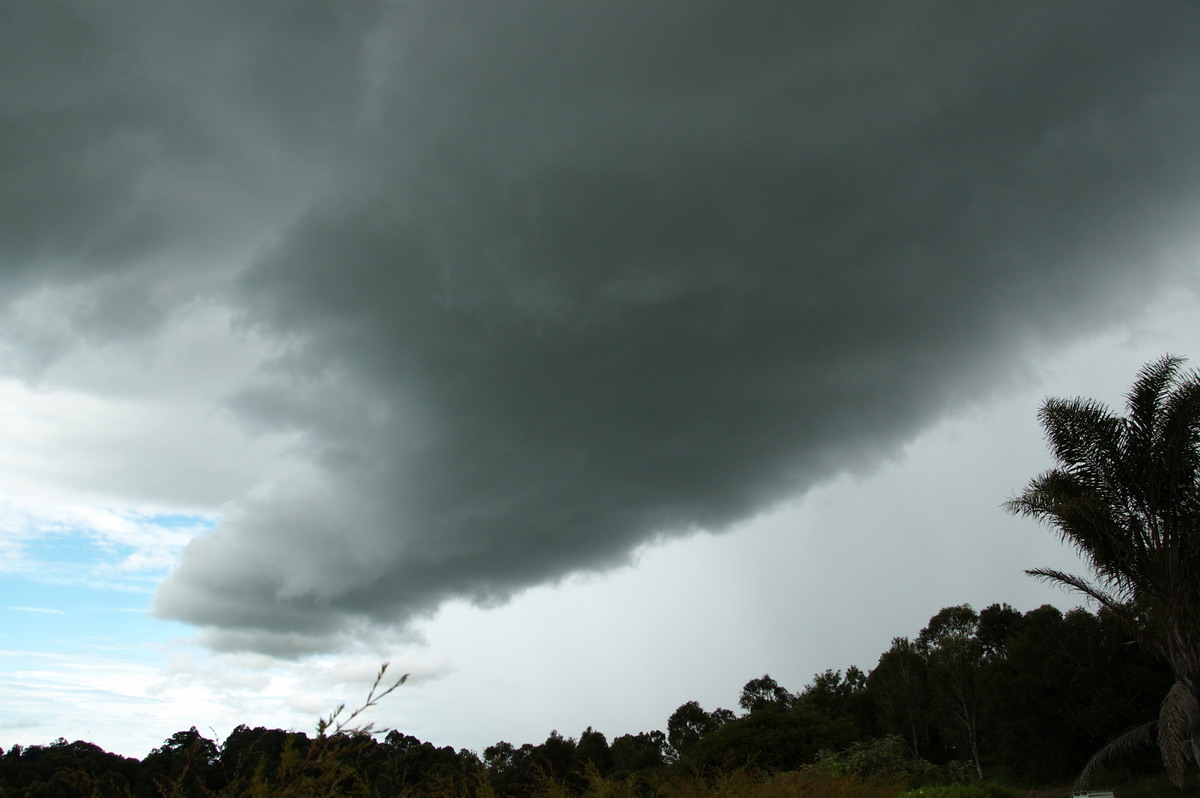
[[0, 599, 1175, 797], [667, 601, 1170, 781], [2, 354, 1197, 797]]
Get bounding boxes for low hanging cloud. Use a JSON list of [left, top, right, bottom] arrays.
[[8, 2, 1200, 656]]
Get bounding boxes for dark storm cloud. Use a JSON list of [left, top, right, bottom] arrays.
[[9, 3, 1198, 655], [0, 1, 381, 367]]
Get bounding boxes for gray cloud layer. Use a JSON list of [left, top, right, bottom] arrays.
[[7, 2, 1200, 655]]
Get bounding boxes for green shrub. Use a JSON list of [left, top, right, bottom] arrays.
[[816, 736, 974, 788], [895, 784, 1015, 798]]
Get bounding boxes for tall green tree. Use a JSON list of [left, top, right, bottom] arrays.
[[869, 636, 933, 759], [574, 727, 612, 780], [141, 727, 221, 795], [609, 731, 666, 776], [687, 702, 858, 773], [917, 605, 985, 778], [1007, 355, 1200, 788], [800, 667, 875, 736], [666, 700, 735, 762], [984, 604, 1172, 781], [739, 674, 794, 714], [975, 602, 1023, 663]]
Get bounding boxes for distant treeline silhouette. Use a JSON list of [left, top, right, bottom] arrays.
[[0, 600, 1175, 797]]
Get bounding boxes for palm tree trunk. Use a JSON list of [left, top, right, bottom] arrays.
[[1175, 661, 1200, 770]]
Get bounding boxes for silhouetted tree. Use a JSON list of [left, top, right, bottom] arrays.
[[869, 636, 933, 758], [984, 604, 1172, 781], [688, 701, 857, 772], [799, 667, 874, 734], [917, 605, 984, 777], [574, 726, 611, 777], [666, 701, 730, 761], [739, 674, 793, 713], [975, 602, 1023, 662], [141, 727, 220, 795], [610, 731, 666, 776], [1007, 355, 1200, 788]]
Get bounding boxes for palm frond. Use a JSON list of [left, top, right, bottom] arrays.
[[1075, 720, 1158, 792], [1159, 680, 1200, 788], [1126, 356, 1183, 455], [1156, 371, 1200, 511], [1025, 568, 1132, 618], [1009, 468, 1139, 588], [1039, 398, 1125, 491], [1015, 355, 1200, 787]]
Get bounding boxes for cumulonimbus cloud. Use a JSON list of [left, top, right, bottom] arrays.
[[8, 2, 1200, 657]]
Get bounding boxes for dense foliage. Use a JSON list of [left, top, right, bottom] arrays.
[[0, 601, 1181, 797], [1007, 355, 1200, 788]]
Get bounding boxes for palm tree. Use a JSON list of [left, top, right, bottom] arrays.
[[1006, 355, 1200, 789]]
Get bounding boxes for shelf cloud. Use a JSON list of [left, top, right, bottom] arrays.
[[6, 2, 1200, 657]]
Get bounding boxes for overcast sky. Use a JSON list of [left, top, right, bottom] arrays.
[[3, 0, 1200, 758]]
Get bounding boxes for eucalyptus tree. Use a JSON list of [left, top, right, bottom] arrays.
[[739, 674, 794, 714], [666, 701, 729, 761], [869, 636, 932, 759], [917, 605, 985, 778], [1006, 355, 1200, 788]]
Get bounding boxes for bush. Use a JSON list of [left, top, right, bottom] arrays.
[[896, 784, 1015, 798], [815, 736, 974, 788]]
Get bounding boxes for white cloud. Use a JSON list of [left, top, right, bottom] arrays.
[[2, 0, 1199, 761]]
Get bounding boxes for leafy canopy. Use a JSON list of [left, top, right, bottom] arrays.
[[1007, 354, 1200, 787]]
